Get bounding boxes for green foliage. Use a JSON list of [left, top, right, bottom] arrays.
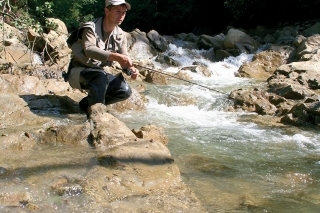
[[48, 0, 101, 30], [11, 0, 100, 32], [5, 0, 320, 36], [13, 15, 42, 33], [35, 2, 53, 19], [5, 0, 55, 34]]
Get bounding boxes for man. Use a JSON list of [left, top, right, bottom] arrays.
[[67, 0, 139, 112]]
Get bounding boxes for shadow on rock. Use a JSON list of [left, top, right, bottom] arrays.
[[20, 94, 81, 115]]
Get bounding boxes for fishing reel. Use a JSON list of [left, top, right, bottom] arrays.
[[122, 67, 132, 76]]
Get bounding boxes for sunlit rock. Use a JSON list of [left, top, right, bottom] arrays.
[[132, 124, 169, 145]]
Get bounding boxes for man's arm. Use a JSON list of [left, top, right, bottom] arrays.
[[82, 28, 109, 62], [81, 28, 133, 69], [81, 27, 139, 79]]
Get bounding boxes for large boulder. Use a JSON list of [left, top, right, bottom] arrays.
[[238, 50, 286, 80], [88, 103, 137, 147], [127, 28, 158, 60], [296, 34, 320, 60], [26, 18, 71, 71], [275, 26, 299, 45], [223, 28, 259, 54], [0, 42, 35, 65], [229, 89, 277, 115], [198, 33, 225, 50], [302, 22, 320, 37], [147, 29, 169, 52]]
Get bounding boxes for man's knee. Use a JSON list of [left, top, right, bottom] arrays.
[[122, 85, 132, 100], [116, 84, 132, 101], [104, 84, 132, 105]]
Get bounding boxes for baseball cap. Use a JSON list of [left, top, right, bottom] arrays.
[[105, 0, 131, 10]]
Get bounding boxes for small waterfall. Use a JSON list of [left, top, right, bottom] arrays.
[[33, 53, 43, 65]]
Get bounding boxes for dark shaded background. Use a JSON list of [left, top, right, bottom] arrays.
[[22, 0, 320, 35]]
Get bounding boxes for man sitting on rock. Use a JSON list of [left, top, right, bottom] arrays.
[[66, 0, 139, 113]]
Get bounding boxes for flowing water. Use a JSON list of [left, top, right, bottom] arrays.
[[1, 40, 320, 213], [118, 42, 320, 212]]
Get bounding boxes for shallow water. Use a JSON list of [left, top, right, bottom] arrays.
[[117, 44, 320, 212], [119, 84, 320, 213], [0, 127, 102, 212]]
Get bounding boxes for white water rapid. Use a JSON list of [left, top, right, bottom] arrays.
[[119, 40, 320, 212]]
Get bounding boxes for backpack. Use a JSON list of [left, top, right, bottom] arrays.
[[66, 19, 98, 48], [66, 28, 81, 48]]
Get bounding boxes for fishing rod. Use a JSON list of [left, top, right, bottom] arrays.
[[134, 64, 227, 95]]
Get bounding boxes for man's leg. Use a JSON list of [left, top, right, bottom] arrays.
[[79, 68, 109, 111], [105, 73, 132, 105]]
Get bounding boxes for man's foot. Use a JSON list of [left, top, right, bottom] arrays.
[[79, 96, 89, 112]]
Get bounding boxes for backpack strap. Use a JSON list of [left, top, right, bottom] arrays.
[[66, 18, 99, 48]]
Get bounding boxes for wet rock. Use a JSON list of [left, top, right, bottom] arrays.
[[155, 53, 181, 67], [132, 124, 169, 145], [238, 194, 260, 210], [302, 22, 320, 37], [280, 102, 320, 126], [127, 28, 158, 59], [184, 33, 199, 43], [40, 123, 91, 146], [147, 29, 169, 52], [0, 130, 36, 151], [215, 49, 233, 61], [181, 154, 236, 177], [0, 167, 7, 174], [88, 103, 137, 147], [97, 139, 174, 165], [51, 176, 69, 190], [145, 70, 168, 85], [269, 83, 316, 100], [198, 33, 225, 51], [229, 89, 277, 115], [0, 192, 31, 207], [223, 28, 259, 54], [57, 184, 83, 197], [275, 26, 299, 45], [84, 138, 205, 213], [180, 63, 212, 77], [51, 176, 84, 197], [238, 50, 287, 80], [98, 155, 119, 168]]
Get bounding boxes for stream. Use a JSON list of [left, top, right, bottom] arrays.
[[118, 41, 320, 212]]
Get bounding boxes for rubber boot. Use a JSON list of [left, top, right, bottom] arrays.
[[79, 68, 108, 107], [79, 96, 89, 112], [105, 73, 132, 105]]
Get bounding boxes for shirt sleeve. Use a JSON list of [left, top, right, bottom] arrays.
[[119, 34, 129, 56], [81, 27, 111, 62]]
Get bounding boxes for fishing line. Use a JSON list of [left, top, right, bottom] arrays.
[[134, 64, 227, 95]]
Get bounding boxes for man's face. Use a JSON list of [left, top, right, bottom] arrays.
[[105, 5, 127, 25]]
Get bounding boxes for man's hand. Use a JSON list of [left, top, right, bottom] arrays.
[[129, 66, 139, 80], [109, 53, 133, 68], [109, 53, 139, 79]]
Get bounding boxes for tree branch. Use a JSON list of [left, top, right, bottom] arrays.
[[0, 11, 15, 20]]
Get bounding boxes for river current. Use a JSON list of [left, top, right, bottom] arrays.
[[118, 42, 320, 212], [1, 40, 320, 213]]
